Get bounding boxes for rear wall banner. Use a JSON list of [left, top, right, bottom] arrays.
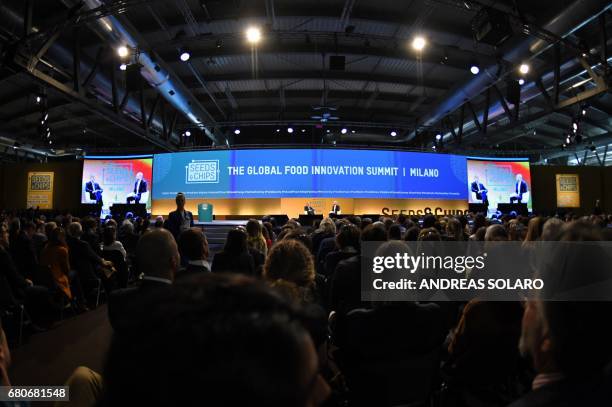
[[556, 173, 580, 208], [27, 171, 54, 209]]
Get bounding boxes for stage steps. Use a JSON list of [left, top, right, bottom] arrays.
[[195, 221, 249, 252]]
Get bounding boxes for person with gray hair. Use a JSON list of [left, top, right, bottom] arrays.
[[108, 228, 180, 333]]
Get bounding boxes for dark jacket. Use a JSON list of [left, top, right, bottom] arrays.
[[165, 210, 194, 239], [211, 251, 255, 276]]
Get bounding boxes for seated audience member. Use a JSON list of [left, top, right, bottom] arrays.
[[177, 228, 210, 277], [330, 224, 387, 315], [165, 192, 194, 239], [338, 300, 447, 407], [510, 222, 612, 407], [211, 228, 255, 276], [80, 217, 101, 256], [32, 219, 48, 256], [102, 226, 127, 260], [508, 219, 527, 241], [311, 218, 336, 255], [100, 273, 330, 406], [442, 300, 526, 407], [246, 219, 268, 257], [387, 224, 403, 240], [263, 239, 318, 305], [261, 225, 273, 250], [324, 224, 360, 276], [0, 320, 14, 386], [262, 221, 276, 245], [484, 224, 508, 241], [66, 222, 114, 297], [540, 217, 564, 241], [9, 220, 38, 278], [404, 226, 420, 242], [444, 217, 465, 241], [39, 228, 81, 306], [107, 228, 179, 333], [118, 221, 139, 256], [418, 227, 441, 241], [523, 216, 545, 247]]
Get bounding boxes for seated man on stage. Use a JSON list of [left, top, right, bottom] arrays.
[[470, 176, 488, 207], [330, 200, 341, 215], [510, 173, 528, 204], [304, 202, 315, 215], [126, 172, 147, 204], [85, 175, 103, 205]]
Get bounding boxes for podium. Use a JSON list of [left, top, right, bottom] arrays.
[[198, 203, 214, 222]]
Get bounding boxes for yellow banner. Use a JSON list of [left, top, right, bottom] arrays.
[[556, 174, 580, 208], [27, 172, 54, 209]]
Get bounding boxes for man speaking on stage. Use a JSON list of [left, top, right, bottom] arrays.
[[510, 173, 528, 203], [330, 200, 341, 215], [85, 175, 103, 205], [304, 202, 315, 215], [470, 176, 488, 207], [126, 172, 148, 204]]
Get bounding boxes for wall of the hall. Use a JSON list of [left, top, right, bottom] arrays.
[[0, 161, 611, 216], [0, 161, 82, 211]]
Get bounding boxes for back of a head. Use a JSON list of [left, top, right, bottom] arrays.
[[388, 224, 402, 240], [361, 224, 387, 242], [418, 227, 441, 241], [422, 214, 436, 229], [67, 222, 83, 238], [404, 226, 420, 242], [484, 224, 508, 242], [136, 228, 179, 280], [224, 228, 248, 254], [103, 226, 117, 246], [445, 218, 463, 241], [540, 217, 564, 241], [525, 216, 544, 242], [178, 228, 208, 261], [537, 221, 612, 375], [246, 219, 262, 237], [336, 224, 360, 250], [318, 218, 336, 235], [264, 239, 315, 288], [101, 273, 314, 407]]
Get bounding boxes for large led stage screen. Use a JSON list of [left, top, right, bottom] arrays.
[[466, 157, 532, 211], [152, 149, 468, 200], [81, 156, 153, 211]]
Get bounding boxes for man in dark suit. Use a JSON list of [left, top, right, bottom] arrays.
[[108, 228, 179, 333], [510, 173, 528, 203], [304, 202, 315, 215], [330, 201, 341, 215], [470, 176, 488, 206], [165, 192, 194, 239], [126, 172, 147, 204], [85, 175, 103, 205], [177, 228, 210, 279]]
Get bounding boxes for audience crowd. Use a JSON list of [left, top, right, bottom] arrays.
[[0, 199, 611, 406]]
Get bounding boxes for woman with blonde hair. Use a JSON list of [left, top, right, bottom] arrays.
[[311, 217, 336, 255]]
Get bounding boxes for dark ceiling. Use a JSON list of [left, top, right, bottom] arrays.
[[0, 0, 610, 165]]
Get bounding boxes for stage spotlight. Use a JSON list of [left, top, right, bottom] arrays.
[[234, 128, 241, 135], [390, 131, 397, 137], [301, 129, 306, 133], [326, 129, 331, 133], [35, 95, 42, 104], [519, 63, 529, 74], [185, 130, 191, 137], [518, 78, 525, 85], [412, 36, 426, 51], [276, 128, 280, 133], [180, 49, 191, 62], [246, 26, 262, 44], [119, 63, 127, 71], [287, 127, 294, 133], [572, 121, 578, 132], [340, 128, 348, 134], [432, 145, 436, 150], [582, 107, 587, 116], [43, 112, 48, 121], [435, 133, 442, 141], [351, 130, 356, 134], [469, 63, 480, 75], [117, 45, 129, 58], [566, 135, 571, 144]]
